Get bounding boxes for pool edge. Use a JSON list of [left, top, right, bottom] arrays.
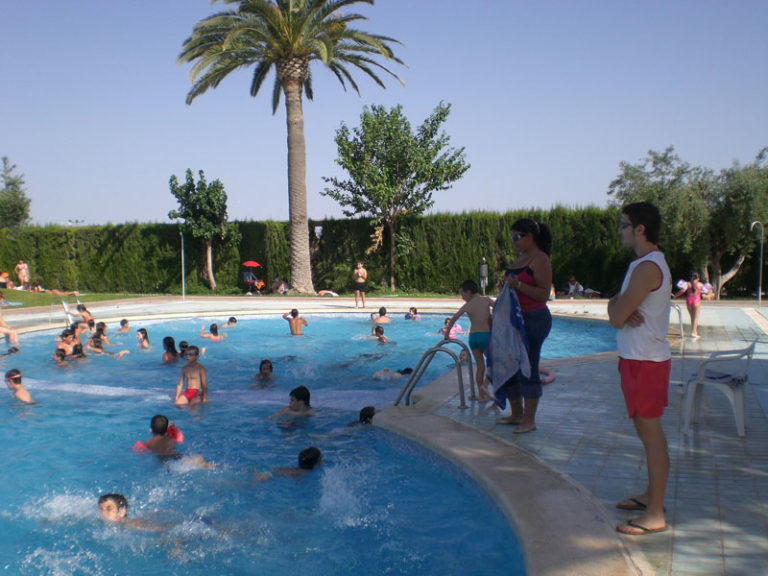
[[375, 373, 654, 576]]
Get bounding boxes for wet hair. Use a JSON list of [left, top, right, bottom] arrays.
[[259, 359, 273, 372], [87, 319, 95, 329], [98, 493, 128, 513], [61, 328, 75, 339], [378, 307, 387, 316], [150, 414, 169, 436], [511, 218, 553, 255], [290, 385, 311, 407], [120, 319, 128, 327], [76, 304, 87, 312], [89, 335, 104, 350], [228, 317, 237, 324], [54, 349, 66, 362], [5, 368, 21, 382], [622, 202, 661, 245], [5, 347, 19, 355], [359, 406, 376, 425], [209, 324, 219, 336], [95, 322, 107, 336], [298, 447, 322, 470], [71, 343, 85, 358], [179, 341, 189, 354], [399, 367, 413, 375], [459, 279, 478, 294], [374, 326, 384, 336], [290, 309, 299, 318], [162, 336, 179, 356], [136, 328, 149, 343]]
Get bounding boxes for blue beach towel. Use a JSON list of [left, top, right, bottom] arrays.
[[487, 286, 530, 409]]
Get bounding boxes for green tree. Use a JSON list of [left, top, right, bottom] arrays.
[[0, 157, 31, 229], [178, 0, 404, 294], [168, 169, 241, 291], [322, 102, 470, 290], [608, 146, 768, 298]]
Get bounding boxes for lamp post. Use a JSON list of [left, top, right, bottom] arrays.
[[179, 225, 186, 302], [750, 220, 764, 307]]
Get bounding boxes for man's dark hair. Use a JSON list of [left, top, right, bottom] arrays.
[[298, 446, 322, 470], [623, 202, 662, 245]]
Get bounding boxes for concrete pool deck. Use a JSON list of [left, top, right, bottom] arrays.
[[5, 296, 768, 575]]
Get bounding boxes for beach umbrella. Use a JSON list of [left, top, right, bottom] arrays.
[[242, 260, 261, 268]]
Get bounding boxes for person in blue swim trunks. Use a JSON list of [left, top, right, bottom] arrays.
[[444, 279, 495, 402]]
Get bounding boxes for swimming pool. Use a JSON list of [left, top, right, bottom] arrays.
[[1, 313, 615, 575]]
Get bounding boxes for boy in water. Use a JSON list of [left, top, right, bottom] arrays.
[[283, 309, 308, 335], [174, 345, 207, 404], [116, 319, 130, 333], [5, 368, 32, 403], [134, 414, 213, 469], [253, 446, 324, 482], [444, 279, 495, 402], [269, 385, 315, 418], [370, 307, 391, 324], [97, 493, 163, 531], [371, 325, 388, 343]]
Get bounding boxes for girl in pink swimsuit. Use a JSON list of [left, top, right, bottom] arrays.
[[674, 272, 703, 338]]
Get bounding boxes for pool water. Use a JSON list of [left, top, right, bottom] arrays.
[[0, 313, 615, 575]]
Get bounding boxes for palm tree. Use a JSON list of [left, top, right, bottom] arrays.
[[178, 0, 404, 293]]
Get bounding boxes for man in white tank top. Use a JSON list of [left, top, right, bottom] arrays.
[[608, 202, 671, 536]]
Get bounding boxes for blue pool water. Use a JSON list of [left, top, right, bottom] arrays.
[[0, 313, 615, 575]]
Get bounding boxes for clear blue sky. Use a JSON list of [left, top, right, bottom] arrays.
[[1, 0, 766, 226]]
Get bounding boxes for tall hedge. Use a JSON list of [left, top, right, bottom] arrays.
[[0, 207, 635, 296]]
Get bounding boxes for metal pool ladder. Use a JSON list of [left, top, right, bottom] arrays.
[[394, 338, 475, 409]]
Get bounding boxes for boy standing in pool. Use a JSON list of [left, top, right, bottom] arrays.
[[608, 202, 671, 536], [444, 279, 495, 402], [283, 309, 308, 335], [5, 368, 32, 403], [174, 345, 207, 404]]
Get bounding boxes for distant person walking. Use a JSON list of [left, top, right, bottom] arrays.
[[609, 202, 672, 536], [353, 261, 367, 309]]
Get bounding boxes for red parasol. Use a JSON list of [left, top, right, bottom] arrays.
[[242, 261, 261, 267]]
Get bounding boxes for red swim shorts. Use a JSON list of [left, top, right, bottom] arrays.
[[618, 358, 671, 419], [182, 388, 200, 401]]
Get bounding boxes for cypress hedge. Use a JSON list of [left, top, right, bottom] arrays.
[[0, 207, 632, 296]]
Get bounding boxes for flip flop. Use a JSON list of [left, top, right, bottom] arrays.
[[616, 520, 667, 535], [513, 423, 536, 434], [615, 497, 647, 511]]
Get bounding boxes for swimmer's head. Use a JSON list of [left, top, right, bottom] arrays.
[[162, 336, 177, 353], [378, 307, 387, 317], [260, 359, 273, 374], [76, 304, 86, 312], [298, 447, 323, 470], [179, 341, 189, 352], [409, 307, 417, 314], [209, 323, 219, 336], [184, 345, 200, 359], [98, 493, 128, 522], [290, 309, 299, 318], [228, 317, 237, 324], [5, 368, 21, 386], [120, 319, 128, 328], [54, 349, 66, 362], [374, 326, 384, 336], [136, 328, 149, 342], [96, 321, 107, 332], [89, 335, 104, 349], [359, 406, 376, 424], [399, 367, 413, 375], [6, 346, 19, 355], [290, 385, 311, 408], [87, 319, 95, 329], [150, 414, 169, 436]]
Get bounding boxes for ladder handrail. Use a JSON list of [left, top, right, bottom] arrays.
[[394, 338, 475, 408]]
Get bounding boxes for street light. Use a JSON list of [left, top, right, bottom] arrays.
[[750, 220, 764, 306], [177, 223, 186, 302]]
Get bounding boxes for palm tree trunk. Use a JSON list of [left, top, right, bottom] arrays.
[[283, 80, 314, 294]]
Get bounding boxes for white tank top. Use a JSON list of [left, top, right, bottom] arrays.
[[616, 250, 672, 362]]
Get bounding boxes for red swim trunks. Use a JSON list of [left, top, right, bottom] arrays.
[[618, 358, 671, 419], [182, 388, 200, 401]]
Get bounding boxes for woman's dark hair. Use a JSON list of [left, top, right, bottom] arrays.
[[137, 328, 149, 343], [162, 336, 179, 356], [511, 218, 553, 255], [210, 324, 218, 336]]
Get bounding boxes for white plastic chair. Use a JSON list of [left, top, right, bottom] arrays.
[[682, 340, 757, 437]]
